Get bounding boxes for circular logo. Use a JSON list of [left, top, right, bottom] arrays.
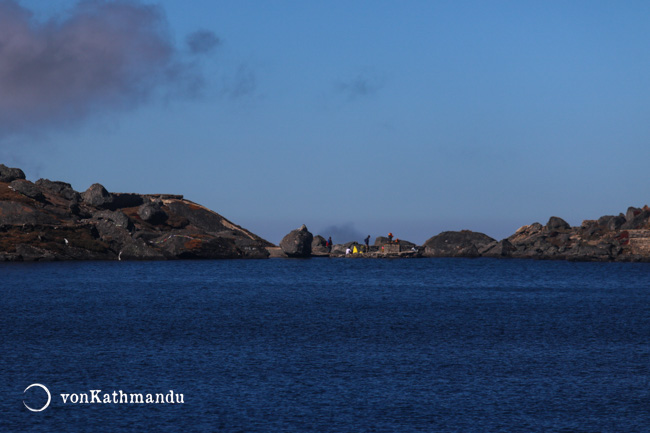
[[23, 383, 51, 412]]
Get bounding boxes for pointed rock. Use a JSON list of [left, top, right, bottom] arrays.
[[81, 183, 113, 208], [280, 224, 313, 258], [546, 216, 571, 231]]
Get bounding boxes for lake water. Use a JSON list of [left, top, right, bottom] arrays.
[[1, 258, 649, 432]]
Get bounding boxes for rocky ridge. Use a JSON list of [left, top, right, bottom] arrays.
[[501, 210, 650, 261], [282, 207, 650, 262], [0, 166, 272, 261]]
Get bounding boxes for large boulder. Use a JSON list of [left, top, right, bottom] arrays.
[[280, 224, 313, 258], [0, 164, 26, 182], [312, 235, 326, 248], [597, 215, 614, 226], [311, 235, 329, 256], [546, 216, 571, 231], [608, 216, 626, 231], [423, 230, 495, 258], [626, 207, 642, 222], [621, 209, 650, 230], [138, 200, 167, 224], [81, 183, 113, 208], [35, 179, 80, 202], [91, 217, 133, 249], [92, 210, 134, 232], [598, 215, 625, 231]]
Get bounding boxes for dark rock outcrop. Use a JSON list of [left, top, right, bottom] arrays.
[[111, 193, 144, 209], [118, 238, 166, 261], [480, 239, 516, 258], [0, 164, 26, 182], [608, 216, 626, 231], [81, 183, 113, 208], [423, 230, 495, 258], [621, 209, 650, 230], [546, 216, 571, 231], [0, 166, 273, 261], [15, 243, 57, 261], [598, 215, 625, 231], [92, 210, 134, 232], [35, 179, 80, 202], [505, 206, 650, 261], [0, 201, 60, 225], [311, 235, 329, 256], [10, 180, 45, 202], [165, 201, 231, 234], [280, 224, 313, 258], [149, 233, 251, 260], [564, 241, 615, 261]]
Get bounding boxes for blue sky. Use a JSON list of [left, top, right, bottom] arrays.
[[2, 1, 650, 244]]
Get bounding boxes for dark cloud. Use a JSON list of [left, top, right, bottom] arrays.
[[0, 0, 217, 137], [317, 223, 365, 244], [335, 74, 383, 100], [186, 30, 220, 54]]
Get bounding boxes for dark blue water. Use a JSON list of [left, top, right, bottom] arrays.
[[1, 258, 649, 432]]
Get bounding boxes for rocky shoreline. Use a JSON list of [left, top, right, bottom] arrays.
[[1, 164, 649, 262], [275, 214, 650, 262]]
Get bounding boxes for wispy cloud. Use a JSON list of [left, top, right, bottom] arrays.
[[0, 0, 219, 138], [221, 64, 256, 99], [335, 74, 383, 100], [186, 30, 220, 55]]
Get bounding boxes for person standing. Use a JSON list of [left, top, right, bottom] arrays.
[[327, 236, 332, 253], [388, 232, 393, 243], [364, 235, 370, 252]]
